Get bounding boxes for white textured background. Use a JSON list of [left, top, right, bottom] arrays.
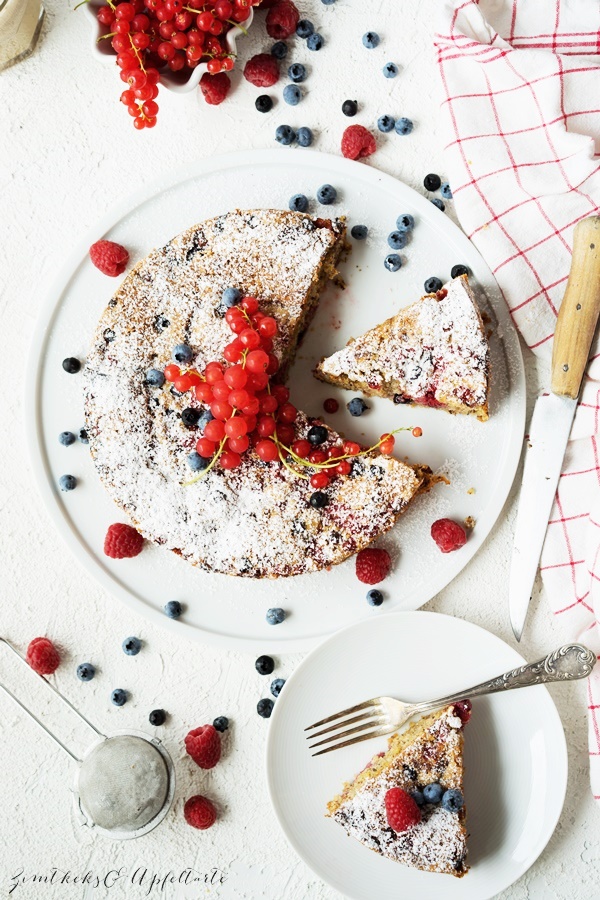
[[1, 0, 599, 898]]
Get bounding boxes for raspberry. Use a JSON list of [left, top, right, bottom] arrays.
[[26, 637, 61, 675], [266, 0, 299, 39], [341, 125, 377, 161], [184, 795, 217, 830], [355, 547, 391, 584], [431, 518, 467, 553], [103, 522, 144, 559], [199, 71, 231, 106], [244, 53, 280, 87], [454, 699, 472, 725], [385, 788, 421, 832], [89, 240, 129, 277], [184, 724, 221, 769]]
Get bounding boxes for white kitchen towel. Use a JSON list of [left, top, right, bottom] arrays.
[[435, 0, 600, 799]]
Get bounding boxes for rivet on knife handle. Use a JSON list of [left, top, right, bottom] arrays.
[[551, 216, 600, 399]]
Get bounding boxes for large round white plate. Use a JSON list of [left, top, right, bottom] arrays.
[[266, 612, 567, 900], [27, 150, 525, 652]]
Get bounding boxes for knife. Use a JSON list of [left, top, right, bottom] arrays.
[[509, 216, 600, 642]]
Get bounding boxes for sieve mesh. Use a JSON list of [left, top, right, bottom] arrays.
[[77, 735, 169, 832]]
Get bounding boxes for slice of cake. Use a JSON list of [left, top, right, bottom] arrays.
[[327, 703, 470, 877], [315, 275, 490, 421]]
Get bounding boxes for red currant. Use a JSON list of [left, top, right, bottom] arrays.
[[219, 450, 242, 470], [214, 0, 233, 18], [212, 380, 231, 402], [258, 316, 277, 338], [276, 423, 295, 445], [195, 382, 214, 403], [221, 56, 234, 71], [266, 353, 279, 375], [245, 350, 269, 374], [291, 439, 311, 459], [239, 328, 261, 350], [142, 99, 159, 116], [225, 416, 248, 439], [196, 10, 214, 29], [174, 10, 193, 28], [158, 41, 175, 60], [204, 419, 225, 442], [310, 472, 330, 489], [271, 384, 289, 405], [309, 450, 327, 464], [241, 296, 259, 314], [211, 400, 233, 421], [335, 460, 352, 476], [255, 439, 279, 462], [327, 445, 344, 459], [115, 2, 136, 20], [379, 434, 395, 455], [257, 416, 276, 438], [323, 398, 339, 414], [204, 363, 224, 384], [278, 402, 297, 424], [196, 437, 216, 457], [259, 394, 278, 414], [132, 31, 150, 48], [97, 5, 114, 24], [131, 13, 150, 29], [412, 427, 423, 437], [343, 441, 361, 456], [174, 374, 193, 392], [247, 372, 269, 391], [228, 434, 249, 454], [164, 364, 180, 382], [187, 28, 204, 46], [207, 58, 222, 74], [224, 365, 247, 389]]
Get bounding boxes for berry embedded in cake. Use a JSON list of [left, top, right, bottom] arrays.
[[326, 704, 470, 877], [315, 275, 490, 421]]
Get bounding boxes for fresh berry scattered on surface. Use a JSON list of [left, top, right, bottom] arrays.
[[347, 397, 368, 416], [283, 83, 302, 105], [296, 126, 313, 146], [149, 708, 167, 726], [350, 224, 368, 240], [62, 357, 81, 374], [79, 428, 89, 444], [188, 451, 210, 471], [296, 18, 314, 38], [451, 264, 469, 278], [307, 424, 328, 444], [122, 636, 142, 656], [185, 724, 222, 769], [111, 688, 128, 707], [181, 407, 201, 427], [213, 715, 229, 732], [441, 182, 453, 199], [276, 124, 296, 145], [77, 663, 95, 682], [341, 124, 376, 160], [367, 589, 384, 606], [431, 198, 445, 212], [323, 397, 339, 413], [423, 782, 444, 803], [388, 230, 407, 250], [164, 600, 183, 618], [256, 654, 275, 675], [59, 431, 76, 446], [266, 0, 299, 40], [362, 31, 379, 49], [396, 214, 414, 232], [266, 607, 286, 625], [26, 638, 60, 675], [244, 53, 280, 87], [424, 277, 443, 293], [321, 0, 335, 4], [200, 71, 231, 106], [271, 40, 288, 59], [270, 678, 285, 697], [288, 62, 307, 82], [309, 490, 328, 509], [411, 790, 424, 806], [146, 368, 166, 387], [59, 474, 77, 492], [289, 193, 308, 212], [255, 94, 273, 113], [377, 114, 395, 133], [441, 789, 464, 812], [222, 286, 242, 307], [317, 183, 337, 204], [383, 62, 398, 78], [104, 522, 144, 559], [306, 33, 324, 50], [431, 518, 468, 552], [424, 173, 442, 191], [89, 240, 129, 277], [385, 788, 421, 832], [342, 99, 358, 117], [384, 253, 402, 272], [356, 547, 391, 584], [184, 795, 217, 830], [173, 343, 193, 364], [257, 698, 274, 718], [395, 117, 413, 136], [454, 699, 472, 724]]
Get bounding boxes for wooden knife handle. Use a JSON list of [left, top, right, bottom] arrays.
[[551, 216, 600, 399]]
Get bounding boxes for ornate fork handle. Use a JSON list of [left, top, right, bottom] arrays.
[[409, 643, 596, 718]]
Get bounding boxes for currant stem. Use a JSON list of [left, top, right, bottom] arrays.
[[183, 435, 227, 485]]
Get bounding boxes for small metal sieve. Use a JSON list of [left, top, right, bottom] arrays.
[[0, 638, 175, 840]]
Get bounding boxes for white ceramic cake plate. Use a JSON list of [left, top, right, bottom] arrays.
[[266, 611, 568, 900], [27, 149, 525, 652]]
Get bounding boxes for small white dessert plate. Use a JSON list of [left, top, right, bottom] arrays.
[[266, 612, 568, 900], [27, 149, 525, 651]]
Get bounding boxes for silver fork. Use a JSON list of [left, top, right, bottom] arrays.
[[305, 643, 596, 756]]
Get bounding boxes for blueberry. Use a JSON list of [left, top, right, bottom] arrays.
[[296, 19, 314, 38], [283, 84, 302, 106], [351, 224, 368, 240], [384, 253, 402, 272], [321, 0, 336, 4], [395, 117, 413, 136], [255, 94, 273, 113], [367, 589, 383, 606], [111, 689, 128, 707], [62, 357, 81, 374], [424, 277, 444, 293], [59, 474, 77, 492], [317, 184, 337, 205], [288, 63, 307, 83], [255, 655, 275, 675], [307, 33, 324, 51], [173, 343, 193, 364], [197, 408, 214, 430], [441, 182, 453, 200], [431, 198, 445, 212], [307, 425, 328, 445], [411, 790, 425, 806], [266, 607, 286, 625], [451, 264, 470, 278], [59, 431, 76, 446], [310, 491, 329, 509], [77, 663, 95, 682], [424, 173, 442, 191], [146, 368, 165, 387], [271, 41, 288, 59], [441, 788, 464, 812], [383, 62, 398, 78], [149, 708, 166, 726], [79, 428, 89, 444], [388, 230, 407, 250], [347, 397, 368, 416], [396, 214, 415, 232], [181, 407, 201, 428], [188, 451, 209, 472], [257, 698, 274, 718], [222, 287, 241, 307], [122, 636, 142, 656], [213, 715, 229, 732], [296, 127, 313, 147], [342, 99, 358, 117], [276, 124, 296, 145], [164, 600, 183, 619], [423, 782, 443, 804], [377, 114, 395, 133], [271, 678, 286, 698], [362, 31, 380, 49]]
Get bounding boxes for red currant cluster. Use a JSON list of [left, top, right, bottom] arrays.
[[94, 0, 261, 128]]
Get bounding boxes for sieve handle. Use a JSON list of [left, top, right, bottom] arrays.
[[0, 638, 105, 763]]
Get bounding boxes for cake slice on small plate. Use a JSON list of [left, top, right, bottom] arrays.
[[326, 702, 471, 877], [315, 275, 490, 421]]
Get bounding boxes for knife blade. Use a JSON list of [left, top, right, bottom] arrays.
[[509, 215, 600, 642]]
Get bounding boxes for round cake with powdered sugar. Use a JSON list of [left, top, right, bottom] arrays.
[[84, 209, 428, 578]]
